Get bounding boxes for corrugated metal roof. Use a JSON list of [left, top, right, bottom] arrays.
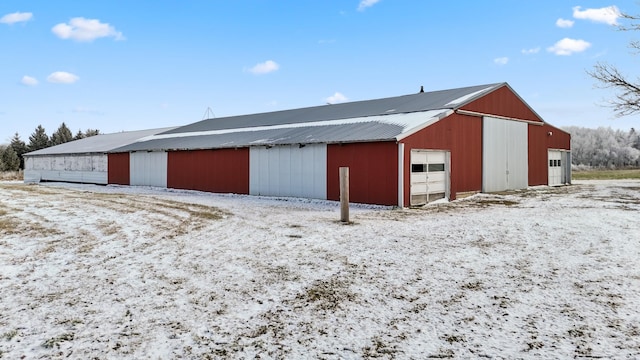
[[30, 83, 506, 155], [24, 127, 176, 156], [159, 83, 503, 135], [112, 110, 450, 152]]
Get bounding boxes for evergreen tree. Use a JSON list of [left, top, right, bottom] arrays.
[[27, 125, 50, 152], [84, 129, 100, 137], [9, 133, 27, 169], [74, 129, 85, 140], [0, 145, 20, 171], [51, 122, 73, 146]]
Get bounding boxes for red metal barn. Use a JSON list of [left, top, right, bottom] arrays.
[[108, 83, 571, 207]]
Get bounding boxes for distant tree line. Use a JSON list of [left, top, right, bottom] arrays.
[[564, 126, 640, 168], [0, 123, 99, 171]]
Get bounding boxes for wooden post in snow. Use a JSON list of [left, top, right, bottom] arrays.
[[340, 167, 349, 223]]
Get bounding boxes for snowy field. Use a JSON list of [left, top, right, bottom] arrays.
[[0, 180, 639, 359]]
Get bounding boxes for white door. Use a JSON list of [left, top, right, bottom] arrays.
[[130, 151, 168, 187], [410, 150, 449, 206], [548, 150, 562, 186], [250, 144, 327, 199], [482, 117, 528, 192]]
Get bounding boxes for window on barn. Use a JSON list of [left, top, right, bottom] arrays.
[[412, 164, 426, 172]]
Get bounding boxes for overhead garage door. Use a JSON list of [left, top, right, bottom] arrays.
[[130, 151, 168, 187], [548, 150, 562, 186], [482, 117, 528, 192], [250, 144, 327, 199], [410, 150, 449, 206], [548, 149, 572, 186]]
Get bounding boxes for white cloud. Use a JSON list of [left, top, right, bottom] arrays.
[[493, 57, 509, 65], [47, 71, 79, 84], [21, 76, 38, 86], [0, 12, 33, 25], [556, 18, 575, 28], [52, 17, 124, 42], [547, 38, 591, 55], [521, 47, 540, 55], [572, 6, 621, 25], [325, 92, 348, 104], [358, 0, 380, 11], [247, 60, 280, 75]]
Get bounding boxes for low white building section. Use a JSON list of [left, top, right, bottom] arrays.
[[23, 127, 175, 185], [24, 154, 108, 184]]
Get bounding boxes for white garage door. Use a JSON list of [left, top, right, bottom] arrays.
[[549, 150, 571, 186], [410, 150, 449, 206], [548, 150, 562, 186], [482, 117, 528, 192], [130, 151, 168, 187], [250, 144, 327, 199]]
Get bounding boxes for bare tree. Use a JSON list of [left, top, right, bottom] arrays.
[[588, 13, 640, 117]]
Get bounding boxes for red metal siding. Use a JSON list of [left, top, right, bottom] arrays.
[[327, 142, 398, 206], [401, 113, 483, 203], [461, 86, 542, 122], [107, 152, 130, 185], [167, 148, 249, 194], [528, 123, 571, 186]]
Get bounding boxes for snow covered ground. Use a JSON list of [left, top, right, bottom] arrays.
[[0, 180, 639, 359]]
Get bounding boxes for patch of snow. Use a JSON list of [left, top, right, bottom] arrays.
[[0, 180, 639, 358]]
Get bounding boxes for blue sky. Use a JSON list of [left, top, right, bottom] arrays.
[[1, 1, 638, 144]]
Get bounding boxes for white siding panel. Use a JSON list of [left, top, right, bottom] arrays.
[[130, 151, 168, 187], [562, 151, 572, 184], [483, 117, 528, 192], [483, 117, 508, 192], [250, 144, 327, 199], [506, 120, 528, 190], [24, 155, 108, 184], [26, 170, 108, 184], [32, 156, 52, 171], [93, 154, 107, 172]]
